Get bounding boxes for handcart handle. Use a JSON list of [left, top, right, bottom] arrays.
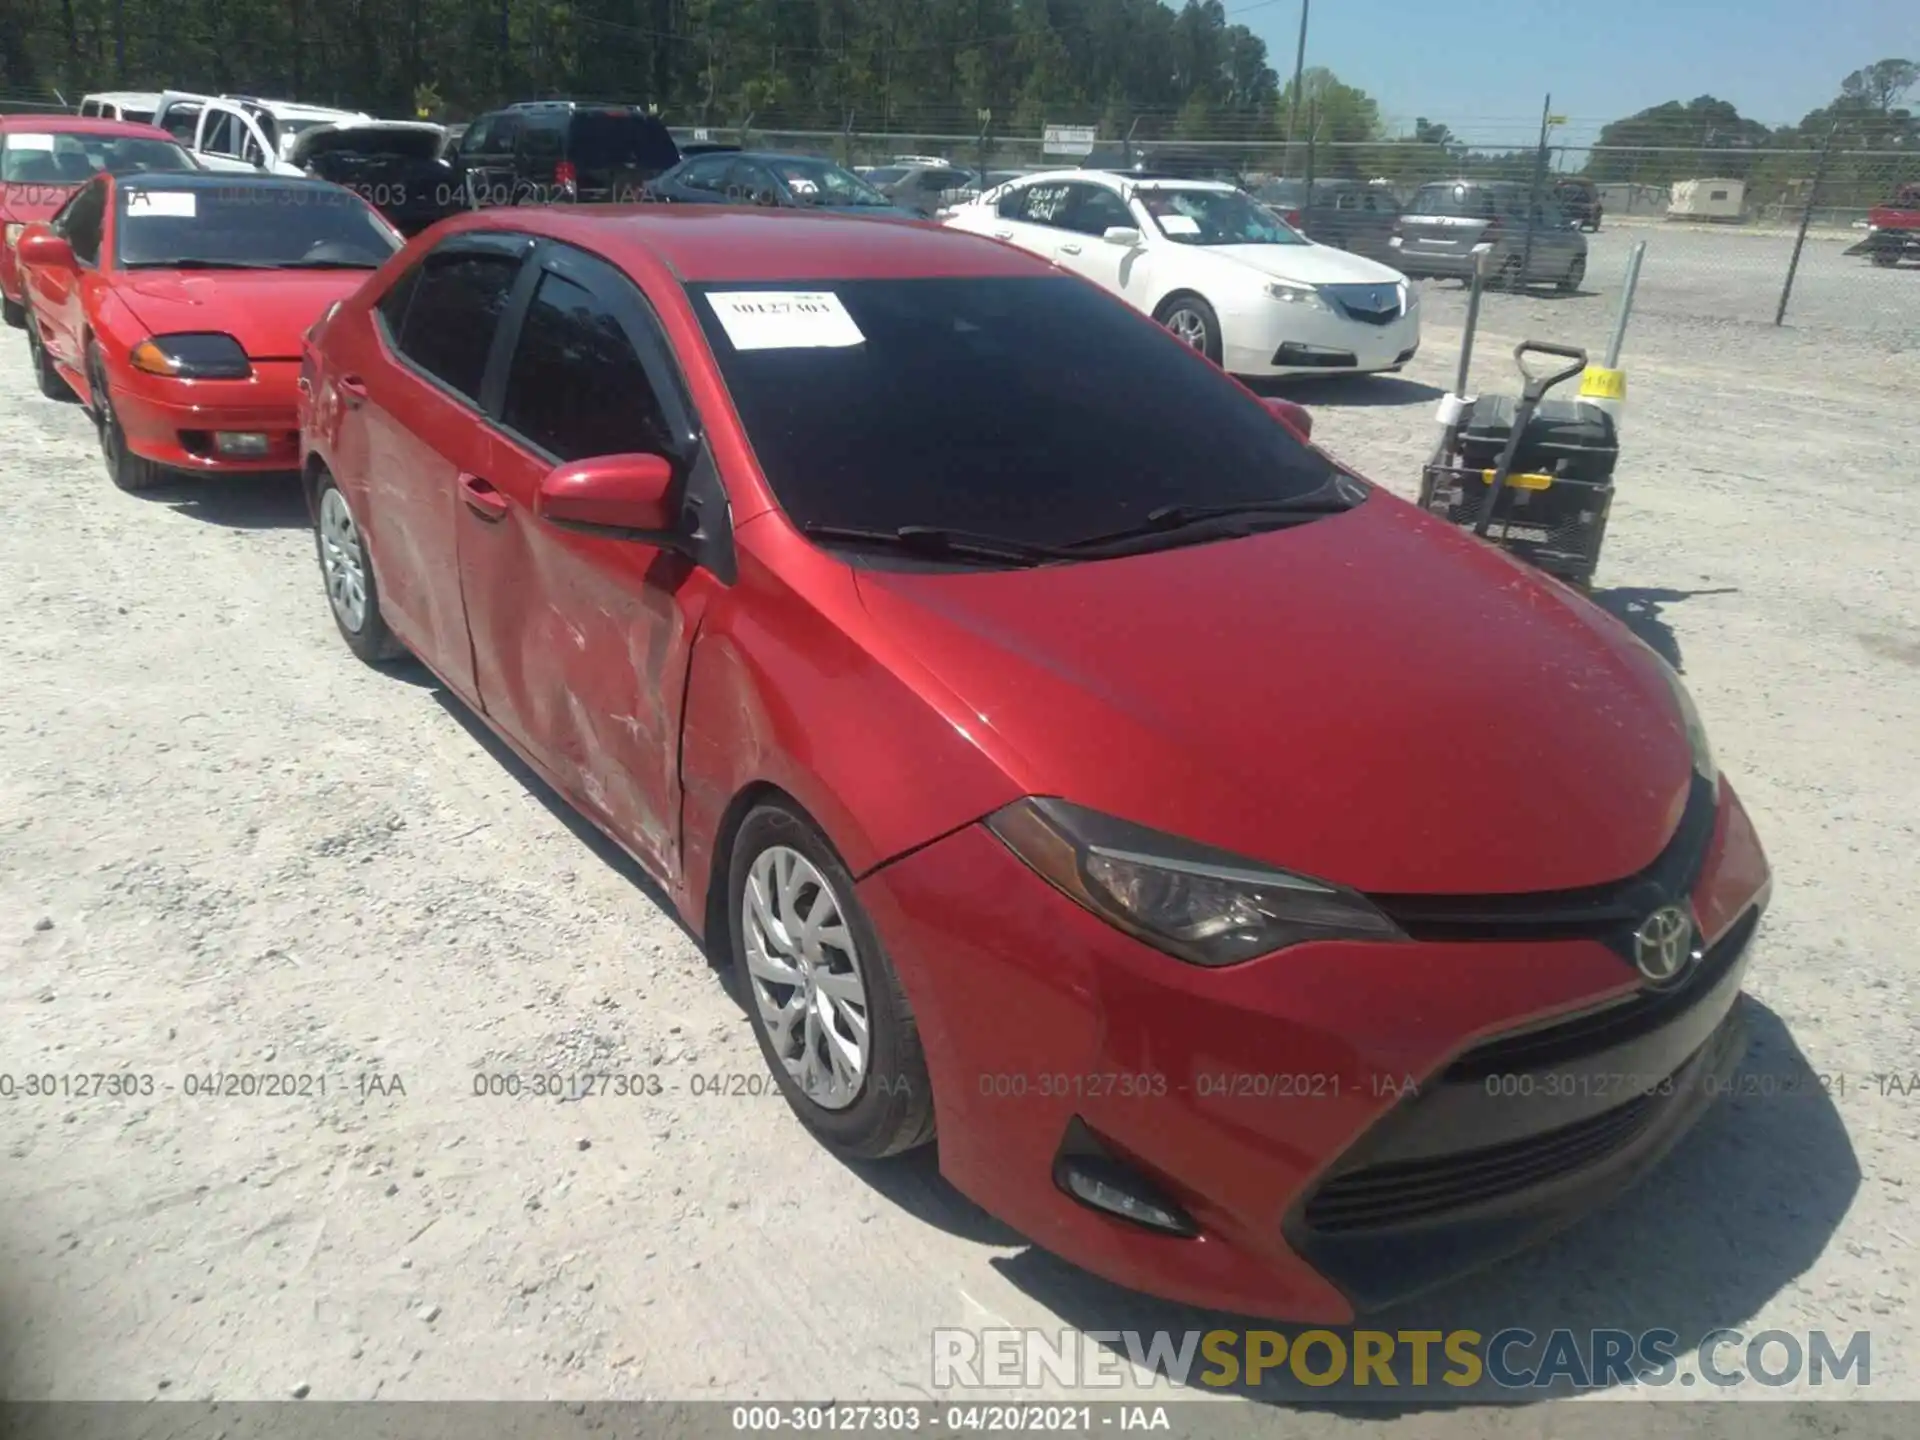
[[1513, 340, 1589, 399]]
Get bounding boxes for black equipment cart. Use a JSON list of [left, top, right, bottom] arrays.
[[1416, 340, 1619, 589]]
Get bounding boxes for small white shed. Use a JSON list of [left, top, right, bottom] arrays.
[[1668, 178, 1745, 220]]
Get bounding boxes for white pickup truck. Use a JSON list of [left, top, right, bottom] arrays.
[[152, 92, 371, 176]]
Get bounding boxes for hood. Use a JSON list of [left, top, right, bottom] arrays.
[[291, 122, 445, 165], [1, 181, 78, 224], [851, 496, 1695, 896], [115, 270, 373, 358], [1201, 242, 1408, 287]]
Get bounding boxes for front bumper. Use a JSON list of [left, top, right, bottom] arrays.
[[1221, 298, 1421, 378], [857, 779, 1769, 1321], [110, 359, 303, 473]]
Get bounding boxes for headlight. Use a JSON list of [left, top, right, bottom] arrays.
[[130, 332, 253, 380], [3, 223, 23, 247], [986, 797, 1404, 966], [1656, 662, 1718, 790], [1264, 279, 1329, 311]]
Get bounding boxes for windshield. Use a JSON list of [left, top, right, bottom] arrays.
[[305, 128, 444, 162], [1135, 186, 1308, 246], [115, 184, 403, 269], [863, 166, 909, 186], [690, 276, 1337, 549], [2, 132, 196, 184], [765, 157, 892, 207]]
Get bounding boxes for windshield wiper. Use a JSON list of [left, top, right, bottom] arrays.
[[1058, 475, 1365, 553], [274, 258, 386, 269], [125, 258, 275, 269], [798, 522, 1069, 567]]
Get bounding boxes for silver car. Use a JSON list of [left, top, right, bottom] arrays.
[[865, 162, 981, 217], [1391, 179, 1588, 291]]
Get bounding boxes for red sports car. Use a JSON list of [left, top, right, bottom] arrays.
[[16, 170, 401, 489], [1, 114, 197, 330], [299, 206, 1771, 1320]]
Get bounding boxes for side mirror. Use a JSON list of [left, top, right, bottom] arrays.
[[1263, 396, 1312, 441], [537, 453, 679, 539], [16, 226, 74, 270], [1102, 225, 1142, 247]]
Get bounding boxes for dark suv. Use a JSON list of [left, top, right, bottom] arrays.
[[451, 101, 681, 207], [1553, 176, 1603, 232], [1257, 178, 1402, 262]]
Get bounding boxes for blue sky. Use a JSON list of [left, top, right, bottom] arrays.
[[1235, 0, 1915, 143]]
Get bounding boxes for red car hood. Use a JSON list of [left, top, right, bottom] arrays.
[[112, 270, 370, 358], [853, 495, 1695, 895], [1, 182, 78, 224]]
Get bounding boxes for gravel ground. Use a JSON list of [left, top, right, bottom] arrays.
[[1, 225, 1916, 1431]]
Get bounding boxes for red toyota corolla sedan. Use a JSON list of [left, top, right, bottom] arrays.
[[1, 115, 197, 330], [298, 206, 1771, 1321], [16, 171, 401, 489]]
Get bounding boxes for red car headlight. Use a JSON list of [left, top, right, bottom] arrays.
[[130, 332, 253, 380], [986, 797, 1404, 966]]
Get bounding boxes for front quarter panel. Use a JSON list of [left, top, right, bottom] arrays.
[[677, 521, 1027, 936]]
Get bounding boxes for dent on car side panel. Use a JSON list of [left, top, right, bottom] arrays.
[[471, 473, 719, 888], [676, 536, 1026, 935]]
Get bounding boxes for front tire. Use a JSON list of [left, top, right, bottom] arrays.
[[1559, 254, 1586, 292], [89, 345, 162, 489], [3, 296, 23, 329], [25, 305, 73, 400], [313, 469, 406, 664], [729, 801, 935, 1160], [1155, 293, 1224, 366]]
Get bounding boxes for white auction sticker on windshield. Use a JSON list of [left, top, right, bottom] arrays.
[[9, 133, 55, 151], [705, 291, 864, 351], [125, 191, 197, 218], [1159, 214, 1201, 235]]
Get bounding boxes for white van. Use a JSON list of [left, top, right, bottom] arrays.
[[78, 92, 163, 125]]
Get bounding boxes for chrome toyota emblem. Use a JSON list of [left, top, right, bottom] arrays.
[[1633, 905, 1697, 986]]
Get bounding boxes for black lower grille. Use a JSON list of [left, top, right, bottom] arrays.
[[1302, 1088, 1662, 1233], [1274, 343, 1358, 367], [1445, 905, 1759, 1079]]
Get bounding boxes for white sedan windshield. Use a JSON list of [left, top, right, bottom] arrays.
[[1137, 187, 1308, 246]]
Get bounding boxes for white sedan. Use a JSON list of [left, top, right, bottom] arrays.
[[943, 170, 1420, 378]]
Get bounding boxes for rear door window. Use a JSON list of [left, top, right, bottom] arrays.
[[498, 270, 673, 461], [1411, 183, 1494, 219], [390, 248, 524, 402], [160, 103, 201, 143]]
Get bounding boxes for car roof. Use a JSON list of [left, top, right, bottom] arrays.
[[432, 206, 1050, 284], [0, 115, 172, 138], [82, 92, 162, 105]]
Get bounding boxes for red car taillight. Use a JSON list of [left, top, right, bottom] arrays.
[[1284, 209, 1302, 228], [555, 160, 578, 192]]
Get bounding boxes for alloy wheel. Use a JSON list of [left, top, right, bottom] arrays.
[[1165, 306, 1209, 350], [318, 487, 370, 632], [740, 844, 871, 1110]]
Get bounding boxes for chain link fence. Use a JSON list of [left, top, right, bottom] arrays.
[[672, 120, 1913, 336]]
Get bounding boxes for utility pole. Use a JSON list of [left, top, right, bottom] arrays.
[[1285, 0, 1310, 177], [1520, 93, 1555, 288]]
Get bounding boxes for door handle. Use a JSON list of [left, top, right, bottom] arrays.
[[992, 229, 1013, 239], [459, 472, 510, 521], [1058, 243, 1082, 255], [337, 374, 368, 406]]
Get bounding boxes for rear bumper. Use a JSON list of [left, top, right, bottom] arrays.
[[111, 360, 303, 472]]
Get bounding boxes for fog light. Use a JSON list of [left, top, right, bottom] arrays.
[[214, 432, 271, 457], [1057, 1156, 1197, 1235]]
